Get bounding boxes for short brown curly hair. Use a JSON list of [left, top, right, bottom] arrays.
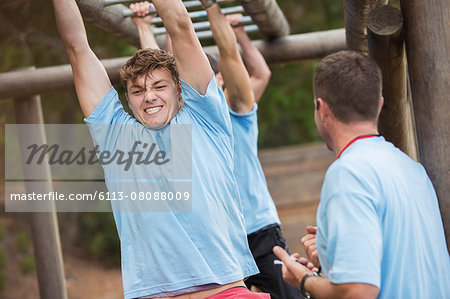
[[120, 48, 180, 91]]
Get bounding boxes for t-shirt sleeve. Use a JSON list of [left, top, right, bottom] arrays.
[[84, 87, 137, 151], [180, 75, 232, 138], [228, 103, 257, 128], [228, 104, 258, 144], [322, 167, 382, 288], [84, 87, 134, 125]]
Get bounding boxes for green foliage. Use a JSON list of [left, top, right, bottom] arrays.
[[0, 248, 5, 269], [255, 0, 344, 148], [19, 255, 36, 274], [0, 230, 6, 292], [0, 270, 6, 292], [14, 232, 30, 254], [78, 213, 120, 267], [0, 225, 4, 242], [258, 61, 321, 148], [0, 247, 5, 292]]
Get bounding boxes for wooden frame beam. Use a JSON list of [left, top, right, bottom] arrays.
[[76, 0, 141, 47], [0, 30, 346, 100], [344, 0, 387, 53], [238, 0, 289, 39]]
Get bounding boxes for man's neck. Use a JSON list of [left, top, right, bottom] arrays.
[[331, 121, 379, 157]]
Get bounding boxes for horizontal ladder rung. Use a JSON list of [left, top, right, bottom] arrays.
[[122, 5, 245, 24], [152, 15, 253, 35], [196, 24, 259, 40]]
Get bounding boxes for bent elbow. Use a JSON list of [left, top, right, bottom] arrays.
[[262, 68, 272, 82], [63, 35, 90, 56]]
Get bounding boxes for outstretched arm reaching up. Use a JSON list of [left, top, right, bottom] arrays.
[[202, 1, 254, 113], [52, 0, 112, 117], [227, 13, 271, 103], [130, 1, 159, 49], [152, 0, 212, 95]]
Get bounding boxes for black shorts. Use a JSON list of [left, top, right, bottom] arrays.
[[245, 224, 303, 299]]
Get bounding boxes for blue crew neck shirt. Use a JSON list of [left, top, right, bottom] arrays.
[[85, 76, 258, 299], [316, 136, 450, 298], [229, 104, 280, 234]]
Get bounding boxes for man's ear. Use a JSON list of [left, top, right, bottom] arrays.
[[316, 97, 327, 118], [379, 96, 384, 112]]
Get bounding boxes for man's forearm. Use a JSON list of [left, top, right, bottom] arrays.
[[151, 0, 192, 39], [151, 0, 212, 95], [235, 29, 270, 81], [234, 29, 271, 101], [164, 33, 173, 53], [206, 4, 238, 58], [135, 22, 159, 49], [52, 0, 89, 53], [203, 2, 254, 112], [52, 0, 112, 118], [303, 276, 378, 299]]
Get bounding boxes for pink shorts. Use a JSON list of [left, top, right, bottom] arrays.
[[206, 287, 270, 299]]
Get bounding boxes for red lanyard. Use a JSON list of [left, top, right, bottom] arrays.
[[338, 134, 380, 158]]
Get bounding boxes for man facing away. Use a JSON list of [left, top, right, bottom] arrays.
[[273, 50, 450, 299], [52, 0, 269, 298]]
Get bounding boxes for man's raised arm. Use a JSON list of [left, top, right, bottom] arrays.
[[204, 3, 254, 113], [130, 1, 160, 50], [227, 14, 271, 103], [152, 0, 212, 95], [52, 0, 112, 117]]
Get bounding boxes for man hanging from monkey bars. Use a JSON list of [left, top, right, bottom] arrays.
[[51, 0, 271, 298], [130, 1, 305, 297]]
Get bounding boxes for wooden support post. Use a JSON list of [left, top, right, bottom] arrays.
[[400, 0, 450, 250], [344, 0, 387, 53], [0, 30, 346, 100], [238, 0, 289, 39], [13, 68, 67, 299], [367, 5, 418, 159]]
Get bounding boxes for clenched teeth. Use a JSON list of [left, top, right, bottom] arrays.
[[145, 106, 162, 114]]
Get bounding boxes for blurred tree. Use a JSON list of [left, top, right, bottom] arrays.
[[257, 0, 344, 147]]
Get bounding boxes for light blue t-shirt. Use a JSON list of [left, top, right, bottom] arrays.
[[316, 136, 450, 298], [229, 104, 280, 234], [85, 76, 258, 299]]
